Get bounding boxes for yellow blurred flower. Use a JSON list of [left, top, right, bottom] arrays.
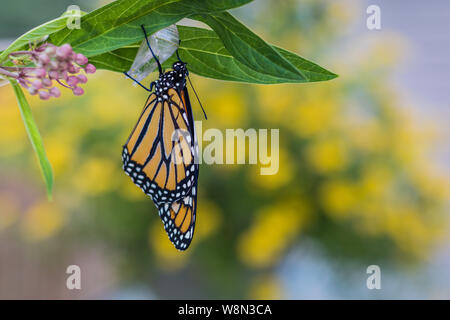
[[348, 120, 389, 154], [0, 110, 25, 141], [44, 136, 75, 177], [327, 0, 356, 25], [73, 158, 119, 195], [0, 89, 27, 157], [250, 147, 293, 190], [409, 165, 450, 201], [383, 208, 434, 257], [256, 85, 293, 124], [149, 222, 190, 271], [353, 201, 387, 236], [359, 162, 393, 198], [294, 99, 338, 137], [238, 201, 309, 268], [207, 90, 247, 128], [390, 121, 425, 165], [321, 179, 359, 218], [195, 200, 222, 241], [307, 136, 349, 173], [21, 201, 64, 241], [249, 275, 283, 300]]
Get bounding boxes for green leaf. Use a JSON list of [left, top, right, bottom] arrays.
[[49, 0, 253, 57], [193, 11, 312, 82], [89, 26, 337, 84], [271, 46, 337, 82], [174, 26, 337, 83], [88, 45, 139, 72], [0, 10, 85, 63], [10, 80, 54, 200]]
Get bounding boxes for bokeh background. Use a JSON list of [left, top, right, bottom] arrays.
[[0, 0, 449, 299]]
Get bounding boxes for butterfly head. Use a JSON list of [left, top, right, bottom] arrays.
[[173, 61, 189, 77]]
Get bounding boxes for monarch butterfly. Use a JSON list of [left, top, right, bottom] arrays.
[[122, 25, 205, 250]]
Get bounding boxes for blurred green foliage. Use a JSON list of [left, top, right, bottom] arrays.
[[0, 0, 448, 299], [0, 0, 94, 38]]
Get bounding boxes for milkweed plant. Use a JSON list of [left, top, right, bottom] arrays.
[[0, 0, 337, 199]]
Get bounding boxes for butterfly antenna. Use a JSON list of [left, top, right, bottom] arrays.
[[176, 40, 184, 62], [141, 24, 162, 75], [188, 75, 207, 120], [123, 71, 152, 92]]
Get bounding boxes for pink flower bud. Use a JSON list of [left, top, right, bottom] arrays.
[[32, 79, 43, 89], [59, 61, 69, 70], [49, 87, 61, 97], [42, 78, 52, 87], [18, 78, 28, 88], [77, 74, 88, 84], [35, 67, 46, 78], [45, 46, 56, 56], [59, 71, 68, 81], [68, 64, 80, 74], [48, 71, 59, 79], [9, 44, 95, 100], [56, 44, 73, 59], [38, 53, 50, 65], [49, 60, 59, 70], [67, 76, 79, 87], [28, 87, 38, 95], [72, 86, 84, 96], [84, 63, 96, 74], [75, 53, 88, 65], [39, 91, 50, 100]]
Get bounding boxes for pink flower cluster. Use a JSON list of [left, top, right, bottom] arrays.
[[10, 43, 96, 100]]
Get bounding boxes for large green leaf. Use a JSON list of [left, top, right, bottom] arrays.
[[193, 11, 312, 82], [10, 80, 54, 200], [174, 25, 337, 83], [89, 26, 337, 84], [0, 10, 85, 63], [49, 0, 253, 57], [88, 45, 139, 72]]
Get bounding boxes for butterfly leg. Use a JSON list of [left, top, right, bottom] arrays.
[[123, 71, 152, 92]]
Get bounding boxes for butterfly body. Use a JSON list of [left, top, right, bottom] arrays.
[[123, 37, 199, 250]]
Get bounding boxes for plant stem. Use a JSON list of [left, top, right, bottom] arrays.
[[9, 50, 37, 57], [56, 79, 71, 89], [0, 66, 18, 78]]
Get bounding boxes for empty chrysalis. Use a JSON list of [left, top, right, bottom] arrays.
[[127, 24, 179, 84]]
